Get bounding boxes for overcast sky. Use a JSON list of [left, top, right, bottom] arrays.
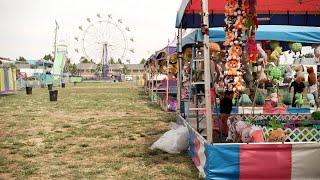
[[0, 0, 181, 63]]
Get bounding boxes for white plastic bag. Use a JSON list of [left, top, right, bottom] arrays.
[[150, 125, 189, 154]]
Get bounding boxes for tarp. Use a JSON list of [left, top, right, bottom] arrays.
[[176, 0, 320, 28], [182, 25, 320, 47], [52, 52, 66, 84]]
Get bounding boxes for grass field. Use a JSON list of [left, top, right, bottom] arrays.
[[0, 82, 199, 179]]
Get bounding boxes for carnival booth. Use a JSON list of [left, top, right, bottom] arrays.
[[175, 0, 320, 179], [154, 45, 179, 111], [0, 62, 16, 95]]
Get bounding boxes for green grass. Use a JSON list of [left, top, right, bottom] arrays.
[[0, 82, 199, 179]]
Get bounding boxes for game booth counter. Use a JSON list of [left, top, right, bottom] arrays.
[[175, 0, 320, 179]]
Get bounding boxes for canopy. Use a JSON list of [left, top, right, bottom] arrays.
[[176, 0, 320, 28], [182, 25, 320, 47], [155, 46, 176, 60]]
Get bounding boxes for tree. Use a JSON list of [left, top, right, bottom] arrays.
[[140, 58, 146, 64], [43, 54, 54, 62], [70, 63, 78, 76], [80, 57, 90, 63], [64, 58, 72, 73], [122, 65, 128, 75], [117, 58, 123, 64], [16, 56, 26, 62], [109, 57, 116, 64]]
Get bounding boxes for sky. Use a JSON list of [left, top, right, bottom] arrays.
[[0, 0, 182, 64]]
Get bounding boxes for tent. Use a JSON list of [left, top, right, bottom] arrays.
[[0, 64, 16, 95], [182, 25, 320, 47], [176, 0, 320, 28]]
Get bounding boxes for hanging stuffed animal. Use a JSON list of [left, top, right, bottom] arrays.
[[183, 48, 193, 62], [257, 67, 268, 84], [268, 66, 283, 83], [269, 46, 283, 63], [246, 36, 258, 63], [289, 42, 303, 55], [270, 93, 279, 107], [283, 65, 294, 84], [292, 64, 305, 81]]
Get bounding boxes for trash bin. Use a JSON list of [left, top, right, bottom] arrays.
[[61, 83, 65, 88], [48, 84, 53, 91], [49, 90, 58, 102], [26, 87, 32, 95]]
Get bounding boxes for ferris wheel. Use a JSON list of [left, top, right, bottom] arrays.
[[74, 13, 134, 70]]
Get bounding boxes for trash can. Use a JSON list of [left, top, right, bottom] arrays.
[[49, 90, 58, 102], [61, 83, 66, 88], [26, 87, 32, 95], [48, 84, 53, 91]]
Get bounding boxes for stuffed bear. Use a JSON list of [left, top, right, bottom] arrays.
[[307, 66, 316, 86], [268, 128, 287, 142], [307, 94, 316, 107]]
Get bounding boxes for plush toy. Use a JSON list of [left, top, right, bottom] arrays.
[[239, 94, 252, 106], [209, 42, 221, 57], [270, 93, 279, 107], [255, 91, 265, 105], [268, 66, 283, 83], [292, 64, 305, 81], [183, 48, 193, 62], [307, 94, 316, 107], [268, 128, 287, 142], [315, 46, 320, 63], [270, 41, 280, 50], [227, 117, 264, 143], [246, 37, 258, 63], [257, 68, 268, 84], [269, 46, 283, 62], [282, 92, 292, 106], [289, 42, 302, 55], [307, 67, 316, 86], [295, 93, 304, 108], [234, 76, 246, 92], [283, 65, 294, 84]]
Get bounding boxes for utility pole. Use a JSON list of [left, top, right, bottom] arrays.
[[54, 20, 59, 60]]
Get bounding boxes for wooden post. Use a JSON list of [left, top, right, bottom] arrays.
[[202, 0, 213, 144]]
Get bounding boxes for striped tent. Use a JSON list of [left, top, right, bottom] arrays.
[[0, 64, 16, 95]]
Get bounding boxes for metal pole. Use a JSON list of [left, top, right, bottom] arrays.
[[54, 20, 59, 60], [177, 28, 182, 115], [166, 43, 170, 111], [202, 0, 213, 143]]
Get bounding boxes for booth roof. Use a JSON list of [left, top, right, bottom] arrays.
[[155, 46, 177, 60], [176, 0, 320, 28], [182, 25, 320, 47]]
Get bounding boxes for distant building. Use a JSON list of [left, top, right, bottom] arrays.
[[77, 62, 97, 80]]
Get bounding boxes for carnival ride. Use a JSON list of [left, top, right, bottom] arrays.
[[74, 13, 134, 79]]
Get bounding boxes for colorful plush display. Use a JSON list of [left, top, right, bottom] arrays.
[[246, 36, 258, 63], [295, 93, 304, 108], [239, 94, 252, 106], [267, 128, 287, 142]]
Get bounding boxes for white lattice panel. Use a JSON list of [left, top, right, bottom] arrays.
[[262, 127, 320, 142]]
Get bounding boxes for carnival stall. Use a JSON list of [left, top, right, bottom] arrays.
[[0, 61, 16, 95], [154, 45, 178, 111], [175, 0, 320, 178]]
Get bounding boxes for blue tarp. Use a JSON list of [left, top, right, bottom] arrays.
[[182, 25, 320, 47]]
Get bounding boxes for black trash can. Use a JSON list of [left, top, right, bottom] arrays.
[[74, 82, 77, 86], [49, 90, 58, 102], [48, 84, 53, 91], [26, 87, 32, 95], [61, 83, 65, 88]]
